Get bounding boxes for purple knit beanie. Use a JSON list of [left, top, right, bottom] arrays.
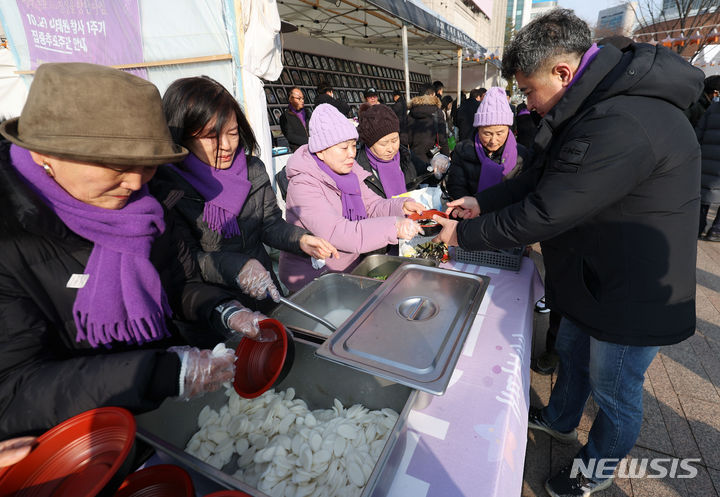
[[473, 87, 514, 127], [308, 103, 359, 153]]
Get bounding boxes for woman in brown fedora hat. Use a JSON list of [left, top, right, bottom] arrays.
[[0, 63, 268, 439], [151, 76, 337, 308]]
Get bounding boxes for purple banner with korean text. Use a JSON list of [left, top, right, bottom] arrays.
[[16, 0, 146, 78]]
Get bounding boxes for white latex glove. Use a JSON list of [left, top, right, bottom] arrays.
[[429, 154, 450, 179], [169, 345, 236, 401], [235, 259, 280, 302], [395, 217, 424, 240]]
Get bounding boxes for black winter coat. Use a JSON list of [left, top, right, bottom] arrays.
[[446, 135, 529, 200], [390, 98, 409, 146], [696, 101, 720, 205], [407, 95, 450, 174], [315, 93, 351, 117], [150, 157, 310, 313], [455, 99, 481, 142], [279, 107, 312, 151], [355, 144, 421, 198], [457, 43, 703, 346], [685, 93, 712, 128], [0, 141, 235, 438]]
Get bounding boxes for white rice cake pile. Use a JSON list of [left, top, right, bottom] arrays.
[[185, 386, 399, 497]]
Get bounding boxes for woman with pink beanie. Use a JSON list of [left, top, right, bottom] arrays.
[[279, 104, 426, 292], [446, 86, 530, 199]]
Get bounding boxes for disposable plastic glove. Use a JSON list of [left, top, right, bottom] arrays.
[[396, 217, 424, 240], [169, 345, 235, 401], [226, 307, 269, 340], [429, 154, 450, 179], [235, 259, 280, 302]]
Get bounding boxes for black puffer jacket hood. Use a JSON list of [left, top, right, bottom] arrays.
[[542, 43, 703, 133]]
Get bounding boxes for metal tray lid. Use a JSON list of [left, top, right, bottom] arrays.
[[316, 264, 490, 395]]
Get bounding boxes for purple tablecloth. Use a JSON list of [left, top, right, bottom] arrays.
[[385, 257, 543, 497]]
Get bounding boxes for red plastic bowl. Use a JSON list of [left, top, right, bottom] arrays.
[[114, 464, 194, 497], [234, 318, 294, 398], [409, 209, 448, 236], [408, 209, 448, 222], [0, 407, 136, 497]]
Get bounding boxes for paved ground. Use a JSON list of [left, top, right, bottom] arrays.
[[522, 239, 720, 497]]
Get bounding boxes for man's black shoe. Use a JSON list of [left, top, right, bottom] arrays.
[[545, 463, 614, 497]]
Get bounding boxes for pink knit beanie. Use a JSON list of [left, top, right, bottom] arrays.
[[473, 87, 514, 127], [308, 103, 359, 153]]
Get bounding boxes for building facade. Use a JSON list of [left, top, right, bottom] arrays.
[[596, 3, 638, 38], [530, 0, 558, 21]]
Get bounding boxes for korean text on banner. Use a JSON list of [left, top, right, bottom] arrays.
[[16, 0, 145, 77]]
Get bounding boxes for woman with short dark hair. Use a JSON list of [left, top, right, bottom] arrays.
[[152, 77, 336, 310]]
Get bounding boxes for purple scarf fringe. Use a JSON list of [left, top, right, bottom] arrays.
[[9, 145, 171, 349], [311, 153, 368, 221], [173, 150, 252, 238]]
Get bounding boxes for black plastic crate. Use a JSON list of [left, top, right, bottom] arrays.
[[454, 246, 523, 271]]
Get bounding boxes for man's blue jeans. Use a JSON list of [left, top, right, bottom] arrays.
[[542, 318, 659, 478]]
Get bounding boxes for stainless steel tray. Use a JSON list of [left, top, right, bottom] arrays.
[[135, 338, 420, 497], [317, 264, 490, 395], [270, 273, 382, 340], [350, 254, 438, 280]]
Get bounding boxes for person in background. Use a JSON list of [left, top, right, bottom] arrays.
[[696, 99, 720, 240], [433, 9, 701, 496], [279, 87, 311, 152], [441, 95, 455, 137], [0, 63, 252, 438], [355, 104, 421, 198], [685, 74, 720, 128], [314, 81, 351, 117], [390, 89, 409, 146], [446, 87, 529, 200], [407, 85, 450, 176], [279, 104, 425, 292], [506, 89, 517, 116], [153, 77, 337, 316], [364, 87, 380, 105], [433, 80, 444, 99], [456, 88, 486, 141], [515, 101, 541, 149]]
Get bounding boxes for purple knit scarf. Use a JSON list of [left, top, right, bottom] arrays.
[[172, 150, 251, 238], [10, 145, 171, 348], [365, 148, 406, 198], [311, 153, 367, 221], [474, 130, 518, 193], [289, 105, 307, 130]]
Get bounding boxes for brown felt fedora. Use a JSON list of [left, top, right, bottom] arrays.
[[0, 62, 188, 166]]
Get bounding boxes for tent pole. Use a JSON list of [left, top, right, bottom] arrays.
[[457, 47, 462, 104], [484, 61, 488, 87], [402, 23, 410, 103]]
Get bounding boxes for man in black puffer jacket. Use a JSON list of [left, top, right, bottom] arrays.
[[696, 101, 720, 240], [434, 10, 702, 496]]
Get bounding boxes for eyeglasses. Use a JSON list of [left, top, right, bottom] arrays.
[[289, 95, 305, 101]]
